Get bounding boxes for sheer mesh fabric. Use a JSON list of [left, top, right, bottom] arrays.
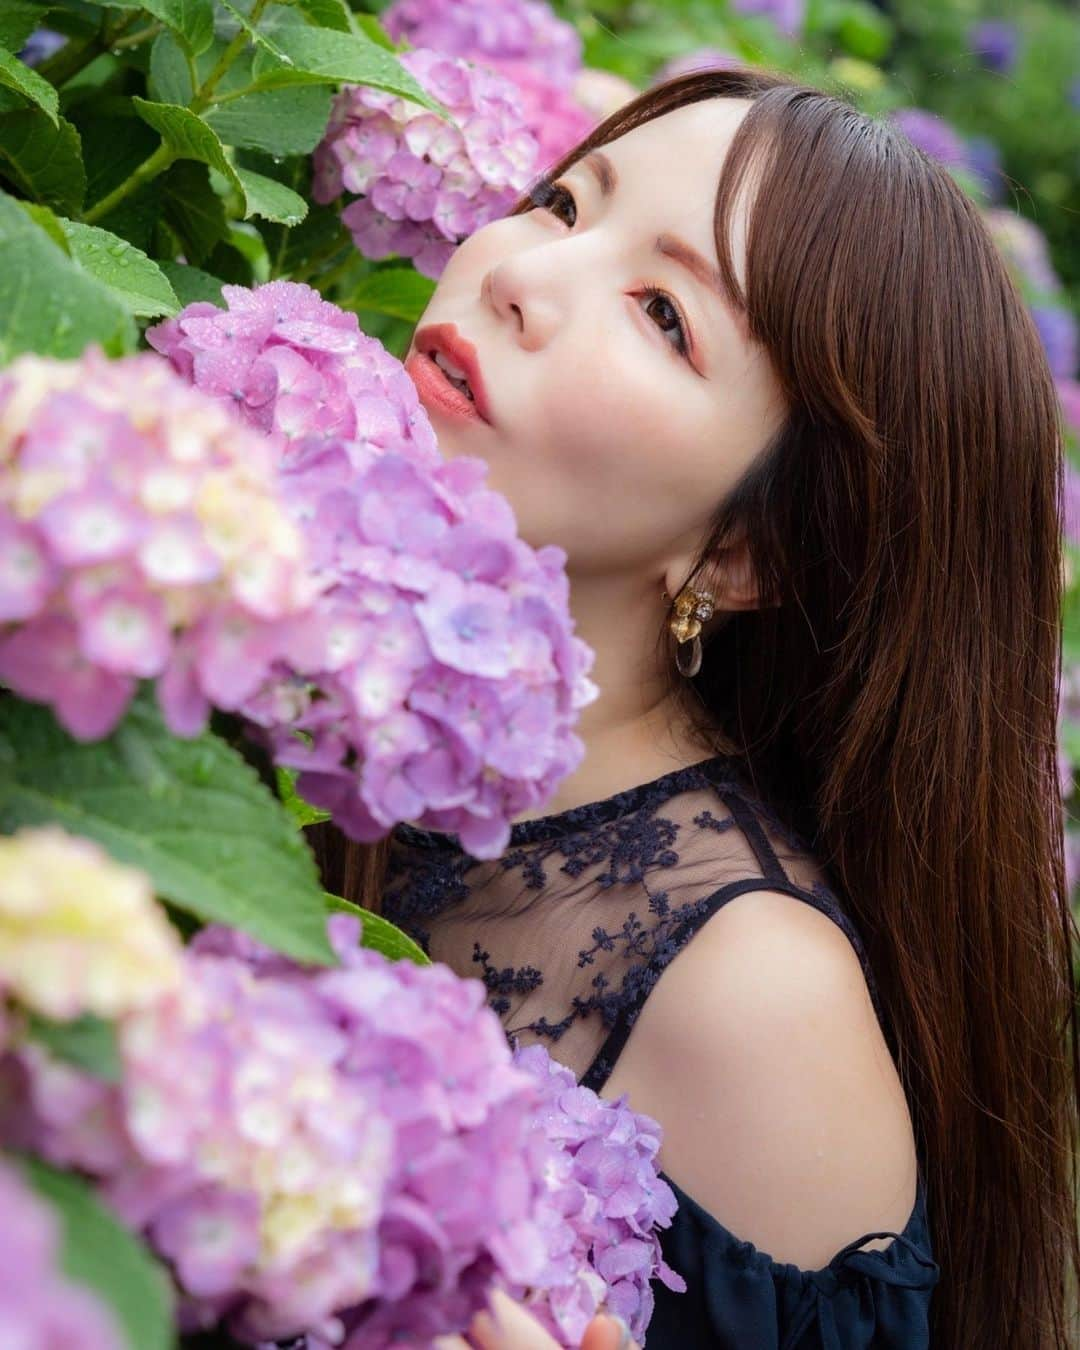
[[382, 753, 887, 1093]]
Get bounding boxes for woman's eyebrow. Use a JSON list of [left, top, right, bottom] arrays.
[[582, 149, 727, 304]]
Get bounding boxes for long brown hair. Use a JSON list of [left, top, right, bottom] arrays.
[[310, 66, 1080, 1347]]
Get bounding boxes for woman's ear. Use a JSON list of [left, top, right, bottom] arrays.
[[703, 536, 776, 613]]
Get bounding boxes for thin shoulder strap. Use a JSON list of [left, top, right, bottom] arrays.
[[579, 875, 888, 1094]]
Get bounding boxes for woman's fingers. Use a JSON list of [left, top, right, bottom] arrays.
[[431, 1294, 640, 1350], [581, 1312, 638, 1350]]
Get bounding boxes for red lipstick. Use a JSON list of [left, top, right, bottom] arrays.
[[405, 323, 493, 427]]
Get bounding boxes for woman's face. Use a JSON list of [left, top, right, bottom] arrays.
[[405, 98, 788, 581]]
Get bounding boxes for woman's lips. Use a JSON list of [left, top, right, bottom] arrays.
[[403, 350, 489, 426]]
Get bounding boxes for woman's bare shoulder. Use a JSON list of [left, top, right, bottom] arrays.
[[601, 890, 920, 1270]]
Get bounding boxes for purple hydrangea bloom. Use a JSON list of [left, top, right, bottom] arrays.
[[0, 1155, 126, 1347], [1033, 306, 1078, 381], [510, 1043, 686, 1345], [0, 349, 320, 742], [1058, 378, 1080, 437], [983, 208, 1062, 297], [147, 281, 441, 463], [17, 27, 66, 66], [651, 47, 744, 84], [966, 134, 1005, 203], [153, 282, 597, 860], [889, 108, 971, 171], [312, 48, 541, 280], [731, 0, 806, 40], [968, 19, 1019, 74], [1063, 460, 1080, 546], [382, 0, 583, 89]]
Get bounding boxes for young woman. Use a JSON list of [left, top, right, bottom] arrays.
[[311, 65, 1080, 1348]]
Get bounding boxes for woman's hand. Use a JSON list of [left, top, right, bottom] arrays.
[[432, 1288, 640, 1350]]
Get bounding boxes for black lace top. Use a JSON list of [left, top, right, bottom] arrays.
[[382, 752, 940, 1348]]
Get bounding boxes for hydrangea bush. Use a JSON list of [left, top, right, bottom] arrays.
[[2, 0, 1080, 1338]]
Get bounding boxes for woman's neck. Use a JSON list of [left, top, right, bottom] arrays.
[[511, 694, 737, 825]]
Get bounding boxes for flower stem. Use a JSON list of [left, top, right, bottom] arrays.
[[78, 0, 273, 225], [188, 0, 273, 114], [81, 143, 175, 225]]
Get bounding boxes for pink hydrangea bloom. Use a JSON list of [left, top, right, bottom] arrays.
[[0, 349, 320, 740], [481, 55, 598, 173], [984, 208, 1062, 298], [6, 917, 394, 1345], [511, 1042, 686, 1345], [382, 0, 583, 89], [311, 48, 541, 279], [0, 1155, 125, 1349], [148, 281, 440, 464], [153, 282, 598, 860], [652, 47, 744, 84]]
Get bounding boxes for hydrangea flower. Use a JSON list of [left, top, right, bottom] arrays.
[[7, 916, 395, 1345], [383, 0, 596, 174], [730, 0, 805, 40], [651, 47, 744, 84], [147, 281, 441, 464], [17, 27, 66, 65], [511, 1043, 686, 1345], [312, 48, 540, 279], [889, 108, 971, 171], [983, 208, 1063, 298], [968, 19, 1019, 75], [152, 282, 597, 860], [0, 349, 320, 741], [1058, 378, 1080, 436], [0, 1154, 126, 1348], [966, 134, 1005, 204], [1033, 305, 1078, 380], [0, 826, 183, 1022], [382, 0, 583, 89]]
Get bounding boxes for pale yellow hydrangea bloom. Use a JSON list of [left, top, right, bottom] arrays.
[[0, 825, 183, 1021]]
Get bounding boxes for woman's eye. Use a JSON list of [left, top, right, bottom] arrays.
[[640, 286, 690, 359], [528, 176, 576, 227], [525, 174, 691, 362]]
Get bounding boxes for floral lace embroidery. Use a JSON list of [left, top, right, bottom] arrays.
[[383, 755, 884, 1089]]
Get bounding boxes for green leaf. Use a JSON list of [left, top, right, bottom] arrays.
[[57, 218, 179, 317], [235, 165, 307, 226], [14, 198, 70, 252], [17, 1156, 176, 1350], [131, 96, 246, 207], [277, 764, 331, 826], [292, 0, 355, 33], [0, 44, 59, 123], [148, 28, 194, 104], [0, 108, 85, 214], [159, 157, 227, 264], [354, 13, 397, 50], [0, 692, 336, 965], [26, 1011, 123, 1081], [140, 0, 214, 55], [250, 26, 450, 119], [204, 83, 333, 157], [158, 258, 224, 306], [0, 1, 50, 52], [349, 266, 435, 322], [0, 188, 135, 360], [324, 892, 431, 966]]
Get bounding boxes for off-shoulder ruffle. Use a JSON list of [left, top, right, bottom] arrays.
[[645, 1171, 940, 1349]]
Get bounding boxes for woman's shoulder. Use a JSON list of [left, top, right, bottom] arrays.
[[602, 888, 921, 1272]]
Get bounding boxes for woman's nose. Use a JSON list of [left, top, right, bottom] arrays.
[[482, 257, 563, 352]]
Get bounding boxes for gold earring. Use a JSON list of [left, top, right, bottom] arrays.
[[667, 587, 714, 678]]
